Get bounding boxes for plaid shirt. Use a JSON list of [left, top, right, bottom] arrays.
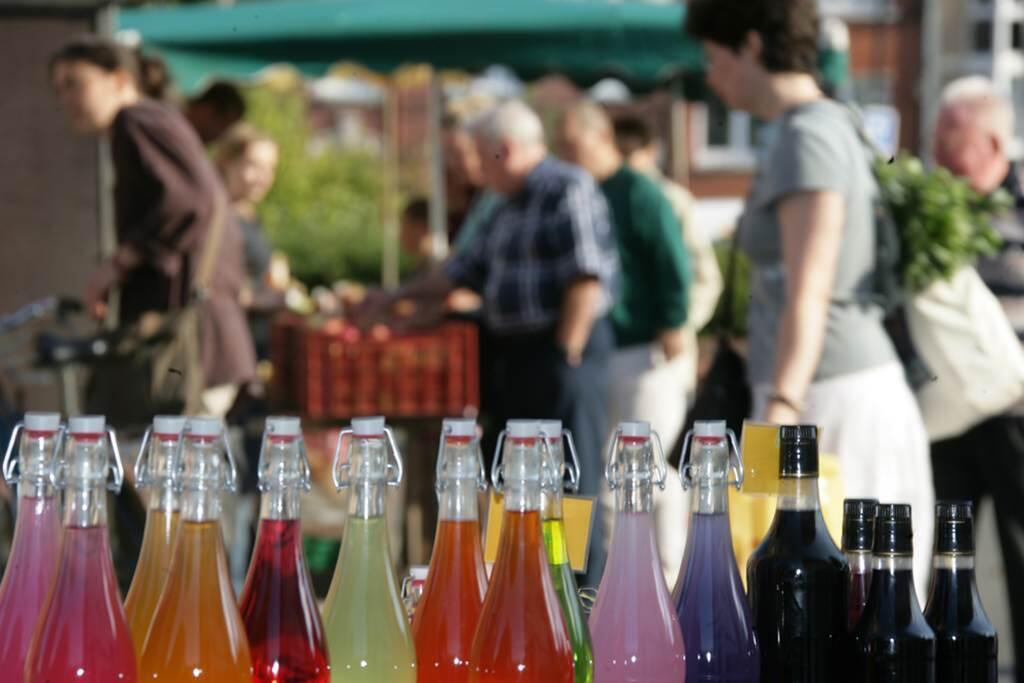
[[445, 157, 619, 334]]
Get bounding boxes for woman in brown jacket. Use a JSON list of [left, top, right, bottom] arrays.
[[50, 36, 256, 416]]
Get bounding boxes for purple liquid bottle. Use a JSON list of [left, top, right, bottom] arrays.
[[0, 412, 65, 677], [590, 421, 686, 683], [673, 421, 759, 682]]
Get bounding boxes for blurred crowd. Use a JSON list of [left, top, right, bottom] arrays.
[[30, 0, 1024, 678]]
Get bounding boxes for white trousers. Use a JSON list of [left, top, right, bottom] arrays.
[[604, 343, 693, 586], [755, 362, 934, 599]]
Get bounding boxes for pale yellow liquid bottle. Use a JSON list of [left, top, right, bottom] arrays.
[[321, 416, 416, 683], [124, 416, 185, 653]]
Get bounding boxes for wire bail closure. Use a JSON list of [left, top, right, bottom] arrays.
[[537, 425, 582, 494], [3, 422, 66, 486], [134, 424, 187, 489], [435, 422, 487, 495], [332, 426, 404, 490], [257, 431, 313, 493], [180, 421, 239, 493], [52, 427, 125, 493], [678, 427, 744, 492], [604, 425, 669, 491]]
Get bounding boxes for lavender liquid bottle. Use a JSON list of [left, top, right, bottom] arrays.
[[673, 420, 760, 682]]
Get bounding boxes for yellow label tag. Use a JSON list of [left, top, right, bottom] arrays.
[[739, 421, 782, 495], [485, 492, 595, 573]]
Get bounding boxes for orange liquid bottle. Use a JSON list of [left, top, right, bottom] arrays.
[[124, 416, 185, 652], [412, 418, 489, 683], [139, 417, 253, 682], [468, 420, 574, 683]]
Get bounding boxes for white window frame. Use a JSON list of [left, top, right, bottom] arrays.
[[817, 0, 897, 22], [690, 102, 757, 172]]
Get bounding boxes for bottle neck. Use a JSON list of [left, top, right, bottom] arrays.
[[933, 552, 975, 572], [179, 437, 229, 523], [542, 488, 564, 520], [847, 550, 873, 575], [262, 487, 302, 520], [347, 437, 389, 519], [16, 432, 60, 499], [258, 437, 307, 521], [499, 438, 543, 512], [874, 554, 915, 573], [64, 485, 108, 527], [61, 435, 111, 528], [436, 439, 482, 521], [541, 438, 565, 520], [689, 438, 730, 515], [776, 476, 821, 511], [142, 436, 181, 514], [612, 440, 655, 514]]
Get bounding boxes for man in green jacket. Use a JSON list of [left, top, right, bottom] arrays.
[[557, 100, 692, 583]]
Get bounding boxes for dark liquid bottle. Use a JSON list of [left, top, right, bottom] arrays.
[[923, 501, 997, 683], [843, 498, 878, 630], [850, 503, 936, 682], [747, 425, 849, 682]]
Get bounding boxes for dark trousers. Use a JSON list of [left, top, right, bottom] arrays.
[[488, 318, 613, 588], [932, 415, 1024, 682]]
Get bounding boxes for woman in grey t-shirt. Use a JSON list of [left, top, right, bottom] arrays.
[[686, 0, 933, 591]]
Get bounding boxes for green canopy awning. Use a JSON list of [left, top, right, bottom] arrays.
[[118, 0, 705, 93]]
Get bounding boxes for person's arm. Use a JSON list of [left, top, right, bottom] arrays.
[[351, 266, 456, 330], [558, 277, 603, 366], [764, 190, 845, 424]]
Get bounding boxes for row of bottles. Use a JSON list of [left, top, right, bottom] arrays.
[[0, 413, 1000, 683]]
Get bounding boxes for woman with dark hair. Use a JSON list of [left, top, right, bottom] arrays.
[[685, 0, 932, 582], [50, 35, 256, 418]]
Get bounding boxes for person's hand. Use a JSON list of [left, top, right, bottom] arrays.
[[657, 328, 686, 362], [83, 259, 120, 321], [763, 396, 802, 426]]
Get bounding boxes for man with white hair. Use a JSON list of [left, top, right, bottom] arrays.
[[932, 75, 1024, 681], [361, 99, 620, 585]]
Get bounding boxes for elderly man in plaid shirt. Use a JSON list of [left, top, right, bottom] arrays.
[[363, 99, 619, 585]]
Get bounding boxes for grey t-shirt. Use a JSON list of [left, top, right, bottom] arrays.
[[739, 99, 896, 387]]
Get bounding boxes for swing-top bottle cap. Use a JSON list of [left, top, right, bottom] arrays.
[[538, 420, 562, 440], [24, 412, 61, 433], [153, 415, 186, 437], [409, 565, 429, 580], [842, 498, 878, 552], [618, 421, 651, 439], [266, 416, 301, 438], [778, 424, 818, 478], [352, 416, 386, 437], [506, 420, 539, 439], [69, 415, 105, 435], [694, 421, 727, 439], [874, 503, 914, 556], [442, 418, 476, 439], [936, 500, 974, 555], [185, 416, 223, 438]]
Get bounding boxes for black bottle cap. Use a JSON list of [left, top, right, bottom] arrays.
[[842, 498, 879, 552], [874, 503, 914, 556], [778, 425, 818, 478], [935, 500, 974, 555]]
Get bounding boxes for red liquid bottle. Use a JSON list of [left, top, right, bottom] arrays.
[[25, 415, 138, 683], [0, 412, 64, 678], [240, 416, 330, 683], [412, 418, 488, 683], [843, 499, 878, 630], [468, 420, 574, 683]]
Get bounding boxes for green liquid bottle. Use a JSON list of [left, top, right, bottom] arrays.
[[539, 420, 594, 683], [322, 417, 416, 683]]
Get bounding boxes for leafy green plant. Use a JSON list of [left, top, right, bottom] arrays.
[[874, 154, 1008, 293], [701, 242, 751, 338], [244, 84, 388, 287]]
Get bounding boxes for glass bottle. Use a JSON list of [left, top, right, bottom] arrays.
[[746, 425, 849, 682], [924, 502, 997, 683], [673, 420, 759, 682], [589, 420, 686, 683], [402, 566, 429, 623], [468, 419, 575, 683], [138, 416, 253, 681], [124, 415, 186, 651], [850, 503, 936, 682], [0, 412, 64, 678], [240, 416, 330, 683], [538, 419, 594, 683], [412, 418, 489, 683], [843, 498, 879, 630], [25, 415, 138, 682], [322, 416, 416, 682]]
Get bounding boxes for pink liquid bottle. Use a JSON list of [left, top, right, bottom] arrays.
[[25, 415, 138, 683], [0, 412, 65, 678], [589, 421, 686, 683]]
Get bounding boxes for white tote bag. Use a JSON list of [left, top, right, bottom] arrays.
[[906, 265, 1024, 441]]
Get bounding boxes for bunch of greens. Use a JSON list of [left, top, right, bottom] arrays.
[[874, 154, 1009, 293]]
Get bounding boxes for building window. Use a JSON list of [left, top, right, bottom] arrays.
[[817, 0, 894, 19], [1013, 22, 1023, 49], [974, 20, 994, 51], [691, 97, 762, 171]]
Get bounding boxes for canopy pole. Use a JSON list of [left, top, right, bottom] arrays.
[[382, 85, 401, 289], [428, 69, 449, 262]]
